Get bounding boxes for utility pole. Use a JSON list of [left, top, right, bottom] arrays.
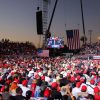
[[88, 30, 92, 44], [80, 0, 86, 45]]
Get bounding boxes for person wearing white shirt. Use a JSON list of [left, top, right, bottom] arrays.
[[19, 80, 30, 97], [72, 82, 81, 99], [86, 80, 95, 95]]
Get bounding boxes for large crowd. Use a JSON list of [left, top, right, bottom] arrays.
[[80, 42, 100, 55], [0, 41, 100, 100], [0, 39, 35, 56]]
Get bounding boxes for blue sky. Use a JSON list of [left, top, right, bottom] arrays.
[[0, 0, 100, 47]]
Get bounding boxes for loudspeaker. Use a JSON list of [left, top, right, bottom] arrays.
[[36, 11, 43, 35]]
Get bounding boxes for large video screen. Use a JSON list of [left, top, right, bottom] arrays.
[[47, 37, 64, 48]]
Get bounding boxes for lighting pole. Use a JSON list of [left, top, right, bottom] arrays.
[[88, 30, 92, 44]]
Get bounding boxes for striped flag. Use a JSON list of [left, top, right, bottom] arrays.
[[37, 49, 49, 57], [66, 29, 80, 50]]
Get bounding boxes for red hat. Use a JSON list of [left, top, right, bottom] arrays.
[[6, 80, 11, 84], [76, 75, 81, 80], [0, 86, 5, 92], [0, 77, 2, 81], [70, 76, 75, 82], [31, 83, 36, 89], [35, 74, 39, 79], [94, 87, 100, 93], [41, 76, 45, 80], [81, 85, 87, 92], [83, 70, 87, 74], [44, 88, 50, 97], [91, 71, 96, 75], [22, 80, 28, 86], [67, 66, 71, 69], [13, 79, 19, 83], [51, 82, 58, 89], [80, 78, 85, 83], [94, 95, 100, 100], [75, 70, 79, 74], [90, 79, 95, 85], [11, 72, 15, 75], [37, 70, 42, 73], [76, 82, 81, 88]]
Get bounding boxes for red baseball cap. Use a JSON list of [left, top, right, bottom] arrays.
[[31, 83, 36, 89], [76, 82, 81, 88], [13, 79, 19, 83], [94, 87, 100, 93], [44, 88, 50, 97], [81, 85, 87, 91], [70, 76, 75, 82], [41, 76, 45, 80], [90, 79, 95, 85], [51, 82, 58, 89], [22, 80, 28, 86]]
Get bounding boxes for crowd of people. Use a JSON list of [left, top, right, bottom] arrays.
[[0, 39, 35, 56], [80, 42, 100, 55], [0, 41, 100, 100]]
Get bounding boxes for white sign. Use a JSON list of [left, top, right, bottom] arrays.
[[93, 55, 100, 60]]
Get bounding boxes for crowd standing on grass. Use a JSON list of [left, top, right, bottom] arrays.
[[0, 40, 100, 100]]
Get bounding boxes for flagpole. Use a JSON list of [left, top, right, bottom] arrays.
[[80, 0, 86, 45]]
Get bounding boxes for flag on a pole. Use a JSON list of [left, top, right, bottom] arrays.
[[66, 29, 80, 50]]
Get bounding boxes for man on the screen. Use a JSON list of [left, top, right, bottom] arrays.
[[47, 37, 64, 48]]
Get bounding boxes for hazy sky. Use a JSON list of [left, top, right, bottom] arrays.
[[0, 0, 100, 47]]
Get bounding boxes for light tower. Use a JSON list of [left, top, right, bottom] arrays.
[[36, 0, 49, 48], [43, 0, 49, 34], [36, 0, 58, 48], [42, 0, 49, 48]]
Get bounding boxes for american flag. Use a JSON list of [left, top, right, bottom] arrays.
[[37, 49, 49, 57], [66, 29, 80, 50]]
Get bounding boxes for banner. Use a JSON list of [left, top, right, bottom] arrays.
[[93, 55, 100, 60], [37, 49, 49, 57]]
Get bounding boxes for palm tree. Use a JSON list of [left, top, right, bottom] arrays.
[[80, 36, 87, 45]]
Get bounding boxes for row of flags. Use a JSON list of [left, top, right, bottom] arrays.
[[66, 29, 80, 50]]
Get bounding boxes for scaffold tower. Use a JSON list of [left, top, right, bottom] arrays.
[[37, 0, 49, 48], [37, 0, 58, 48]]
